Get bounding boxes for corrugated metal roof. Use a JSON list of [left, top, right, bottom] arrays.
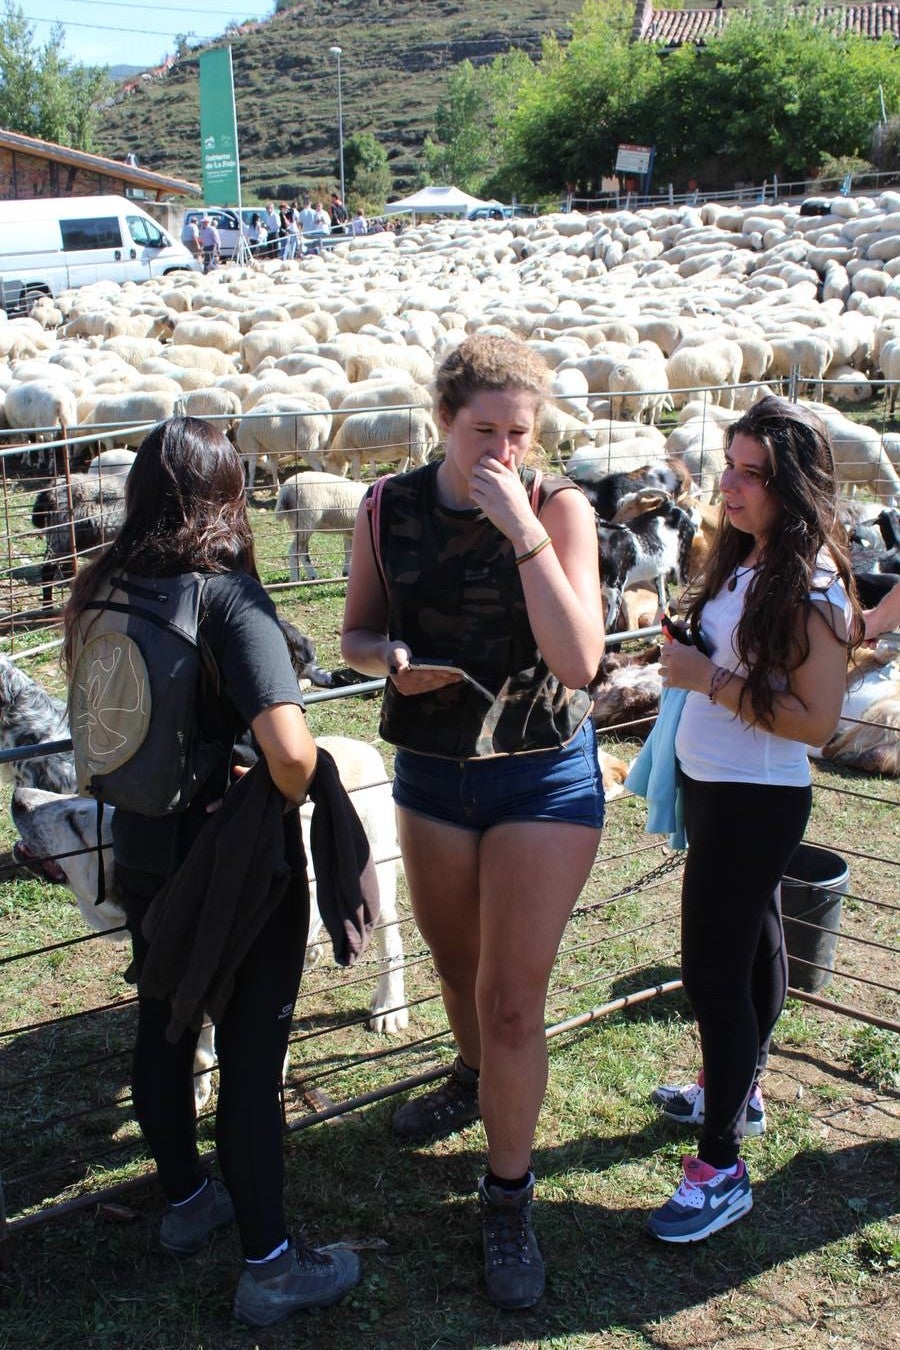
[[0, 127, 199, 197], [634, 1, 900, 46]]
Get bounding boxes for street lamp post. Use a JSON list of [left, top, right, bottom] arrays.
[[329, 45, 345, 208]]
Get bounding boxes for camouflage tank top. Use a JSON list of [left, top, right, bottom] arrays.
[[372, 460, 592, 759]]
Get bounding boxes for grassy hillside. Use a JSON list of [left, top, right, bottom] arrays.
[[95, 0, 579, 203]]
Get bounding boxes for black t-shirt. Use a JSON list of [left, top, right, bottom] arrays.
[[111, 570, 304, 877]]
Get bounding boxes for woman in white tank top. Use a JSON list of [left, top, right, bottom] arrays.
[[646, 396, 862, 1245]]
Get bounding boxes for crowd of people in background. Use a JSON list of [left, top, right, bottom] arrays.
[[225, 194, 403, 263]]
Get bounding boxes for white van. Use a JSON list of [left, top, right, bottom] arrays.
[[0, 195, 201, 314]]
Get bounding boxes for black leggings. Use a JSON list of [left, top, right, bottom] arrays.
[[680, 775, 812, 1169], [118, 864, 309, 1260]]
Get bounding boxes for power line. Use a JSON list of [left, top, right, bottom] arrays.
[[23, 16, 221, 38], [30, 1, 267, 11]]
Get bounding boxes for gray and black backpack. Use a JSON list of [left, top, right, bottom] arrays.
[[69, 571, 222, 822]]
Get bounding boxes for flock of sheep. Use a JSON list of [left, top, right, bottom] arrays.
[[1, 186, 899, 595]]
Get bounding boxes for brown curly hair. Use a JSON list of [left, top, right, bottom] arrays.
[[434, 335, 551, 420]]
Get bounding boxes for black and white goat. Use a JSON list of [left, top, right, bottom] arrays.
[[848, 507, 900, 609], [595, 491, 695, 631], [569, 459, 691, 522]]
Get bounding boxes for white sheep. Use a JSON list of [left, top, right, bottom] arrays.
[[769, 334, 834, 399], [240, 323, 319, 372], [236, 394, 333, 488], [666, 341, 743, 410], [172, 317, 243, 355], [333, 377, 432, 427], [879, 338, 900, 416], [325, 406, 439, 478], [160, 344, 236, 377], [100, 336, 165, 369], [87, 448, 136, 478], [4, 381, 78, 462], [85, 390, 180, 448], [608, 356, 670, 424], [275, 471, 368, 580], [176, 387, 244, 432], [811, 404, 900, 502]]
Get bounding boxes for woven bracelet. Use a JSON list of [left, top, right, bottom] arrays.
[[515, 536, 552, 566], [708, 665, 732, 704]]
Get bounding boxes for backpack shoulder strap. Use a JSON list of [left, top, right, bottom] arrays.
[[529, 469, 544, 514], [366, 474, 394, 594]]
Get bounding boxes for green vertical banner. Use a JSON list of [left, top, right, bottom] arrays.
[[199, 46, 240, 205]]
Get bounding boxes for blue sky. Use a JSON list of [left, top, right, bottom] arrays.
[[20, 2, 275, 70]]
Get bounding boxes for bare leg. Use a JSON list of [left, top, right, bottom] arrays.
[[396, 807, 482, 1068], [476, 821, 600, 1178]]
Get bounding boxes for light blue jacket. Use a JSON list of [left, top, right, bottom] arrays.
[[624, 687, 688, 849]]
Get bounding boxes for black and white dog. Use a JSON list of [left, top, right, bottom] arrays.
[[0, 655, 76, 794]]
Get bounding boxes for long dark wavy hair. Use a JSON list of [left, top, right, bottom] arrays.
[[63, 418, 257, 674], [685, 396, 862, 726]]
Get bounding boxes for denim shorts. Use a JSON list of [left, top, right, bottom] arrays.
[[392, 719, 605, 833]]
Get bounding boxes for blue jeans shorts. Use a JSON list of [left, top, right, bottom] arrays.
[[392, 719, 605, 833]]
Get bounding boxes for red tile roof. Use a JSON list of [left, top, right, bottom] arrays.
[[632, 2, 900, 47]]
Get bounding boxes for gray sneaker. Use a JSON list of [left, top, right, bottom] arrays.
[[479, 1172, 545, 1310], [391, 1056, 480, 1143], [159, 1178, 235, 1256], [233, 1238, 361, 1327]]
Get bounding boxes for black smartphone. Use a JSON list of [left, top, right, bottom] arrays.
[[661, 611, 710, 656], [660, 611, 692, 645]]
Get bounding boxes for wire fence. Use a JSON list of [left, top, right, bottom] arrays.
[[0, 381, 897, 654], [0, 657, 895, 1235]]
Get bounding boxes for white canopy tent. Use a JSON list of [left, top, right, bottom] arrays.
[[382, 185, 498, 218]]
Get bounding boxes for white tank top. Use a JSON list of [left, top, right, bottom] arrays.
[[675, 555, 851, 786]]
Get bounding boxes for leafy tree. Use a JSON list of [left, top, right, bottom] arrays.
[[339, 131, 391, 210], [424, 50, 532, 194], [428, 0, 900, 196], [0, 2, 111, 151], [499, 2, 661, 196], [653, 5, 900, 181]]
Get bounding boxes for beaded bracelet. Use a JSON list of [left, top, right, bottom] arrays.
[[515, 536, 552, 567], [708, 664, 733, 704]]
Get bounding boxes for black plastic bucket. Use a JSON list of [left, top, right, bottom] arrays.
[[780, 844, 849, 993]]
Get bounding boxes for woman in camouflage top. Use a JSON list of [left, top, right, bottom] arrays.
[[342, 336, 605, 1310]]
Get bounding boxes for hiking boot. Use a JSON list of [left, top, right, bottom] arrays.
[[646, 1155, 753, 1243], [651, 1070, 766, 1137], [391, 1056, 480, 1143], [233, 1237, 361, 1327], [159, 1178, 235, 1256], [479, 1172, 545, 1310]]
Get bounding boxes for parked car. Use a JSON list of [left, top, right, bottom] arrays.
[[181, 208, 249, 259], [467, 205, 513, 221]]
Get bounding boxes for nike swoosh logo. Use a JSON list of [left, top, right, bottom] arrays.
[[710, 1186, 744, 1210]]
